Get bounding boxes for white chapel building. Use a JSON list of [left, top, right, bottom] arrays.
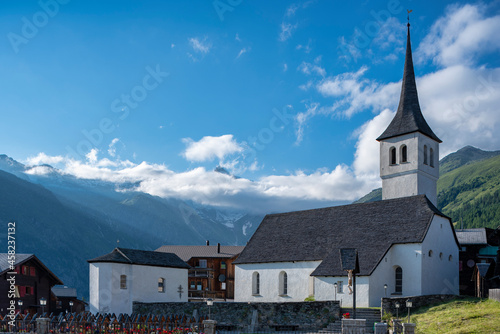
[[233, 24, 459, 307]]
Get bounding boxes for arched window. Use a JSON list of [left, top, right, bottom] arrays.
[[395, 267, 402, 294], [428, 250, 433, 257], [390, 147, 397, 165], [400, 145, 408, 163], [158, 278, 165, 293], [430, 148, 435, 167], [120, 275, 127, 289], [252, 272, 260, 295], [279, 271, 288, 295], [424, 145, 428, 165]]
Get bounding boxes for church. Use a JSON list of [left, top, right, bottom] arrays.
[[233, 24, 460, 307]]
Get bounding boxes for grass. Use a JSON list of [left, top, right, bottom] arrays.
[[407, 298, 500, 334]]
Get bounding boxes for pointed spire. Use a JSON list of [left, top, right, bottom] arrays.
[[377, 23, 441, 143]]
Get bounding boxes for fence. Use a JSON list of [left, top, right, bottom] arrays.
[[490, 289, 500, 302], [0, 312, 209, 333]]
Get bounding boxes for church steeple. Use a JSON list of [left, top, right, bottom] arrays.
[[377, 24, 441, 143], [377, 22, 441, 206]]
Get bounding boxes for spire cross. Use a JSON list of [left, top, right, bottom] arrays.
[[407, 9, 413, 26]]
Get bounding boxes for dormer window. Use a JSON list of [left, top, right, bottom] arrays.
[[390, 147, 397, 165], [400, 145, 407, 163], [423, 145, 428, 165]]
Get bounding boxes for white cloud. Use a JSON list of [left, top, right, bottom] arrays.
[[279, 22, 297, 42], [297, 61, 325, 77], [283, 63, 288, 72], [182, 134, 244, 162], [86, 149, 99, 164], [108, 138, 120, 157], [416, 4, 500, 67], [26, 152, 64, 166], [236, 47, 250, 59], [189, 37, 211, 54]]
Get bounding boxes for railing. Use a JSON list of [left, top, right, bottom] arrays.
[[188, 290, 225, 300], [0, 312, 209, 333]]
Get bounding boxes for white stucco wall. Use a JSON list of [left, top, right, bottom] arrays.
[[380, 133, 439, 205], [421, 215, 459, 295], [369, 243, 423, 306], [89, 262, 188, 315], [314, 276, 370, 307], [234, 261, 321, 302]]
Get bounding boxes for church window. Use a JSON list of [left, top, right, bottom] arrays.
[[395, 267, 403, 294], [158, 278, 165, 293], [252, 272, 260, 295], [424, 145, 428, 165], [439, 252, 443, 260], [120, 275, 127, 289], [428, 250, 433, 257], [430, 148, 435, 167], [390, 147, 397, 165], [449, 255, 453, 262], [400, 145, 408, 163], [279, 271, 288, 295]]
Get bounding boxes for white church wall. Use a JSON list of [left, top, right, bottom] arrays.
[[314, 276, 370, 307], [369, 243, 423, 307], [421, 215, 459, 295], [89, 262, 188, 315], [234, 261, 321, 302]]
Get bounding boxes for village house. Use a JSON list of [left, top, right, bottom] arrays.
[[88, 248, 190, 315], [0, 253, 63, 315], [156, 242, 244, 300], [51, 286, 87, 314], [233, 24, 460, 307]]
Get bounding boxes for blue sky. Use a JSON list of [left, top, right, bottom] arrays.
[[1, 0, 500, 213]]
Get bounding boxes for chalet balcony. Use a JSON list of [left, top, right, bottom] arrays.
[[188, 269, 212, 278]]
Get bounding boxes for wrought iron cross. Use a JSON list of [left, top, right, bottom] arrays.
[[177, 285, 184, 299]]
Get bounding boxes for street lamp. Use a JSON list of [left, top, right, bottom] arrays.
[[406, 299, 413, 323], [334, 283, 337, 301], [18, 300, 23, 314], [40, 297, 47, 316], [69, 300, 74, 314], [206, 298, 213, 320], [384, 284, 388, 297], [395, 302, 400, 319]]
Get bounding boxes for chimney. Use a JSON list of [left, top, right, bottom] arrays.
[[206, 240, 210, 246], [217, 243, 221, 253]]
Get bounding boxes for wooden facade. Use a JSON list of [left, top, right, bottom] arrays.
[[0, 254, 63, 315]]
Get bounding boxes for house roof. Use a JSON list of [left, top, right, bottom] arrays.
[[52, 286, 77, 298], [155, 245, 245, 262], [88, 247, 190, 269], [0, 253, 63, 285], [234, 195, 456, 276], [377, 24, 441, 143], [455, 228, 488, 245]]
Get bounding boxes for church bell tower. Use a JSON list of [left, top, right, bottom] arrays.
[[377, 23, 441, 206]]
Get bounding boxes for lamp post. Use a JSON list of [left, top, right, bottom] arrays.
[[40, 297, 47, 316], [69, 300, 74, 314], [18, 300, 23, 314], [406, 299, 413, 323], [395, 302, 400, 319], [206, 298, 213, 320], [334, 283, 337, 301], [384, 284, 388, 297]]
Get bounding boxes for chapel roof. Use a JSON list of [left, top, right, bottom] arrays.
[[155, 245, 244, 262], [234, 195, 456, 276], [377, 24, 441, 143], [88, 247, 190, 269]]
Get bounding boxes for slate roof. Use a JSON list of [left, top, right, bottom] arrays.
[[377, 25, 441, 143], [88, 248, 190, 269], [0, 253, 63, 284], [52, 286, 77, 298], [155, 245, 244, 262], [234, 195, 457, 276], [455, 228, 488, 245]]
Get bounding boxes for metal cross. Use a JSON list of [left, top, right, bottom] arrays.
[[177, 285, 184, 299]]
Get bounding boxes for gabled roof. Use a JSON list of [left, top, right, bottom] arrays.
[[88, 248, 190, 269], [0, 253, 63, 285], [234, 195, 455, 276], [377, 24, 441, 143], [455, 228, 488, 245], [155, 245, 244, 262]]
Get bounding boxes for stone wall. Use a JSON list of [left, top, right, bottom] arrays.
[[133, 301, 340, 331], [381, 294, 466, 318]]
